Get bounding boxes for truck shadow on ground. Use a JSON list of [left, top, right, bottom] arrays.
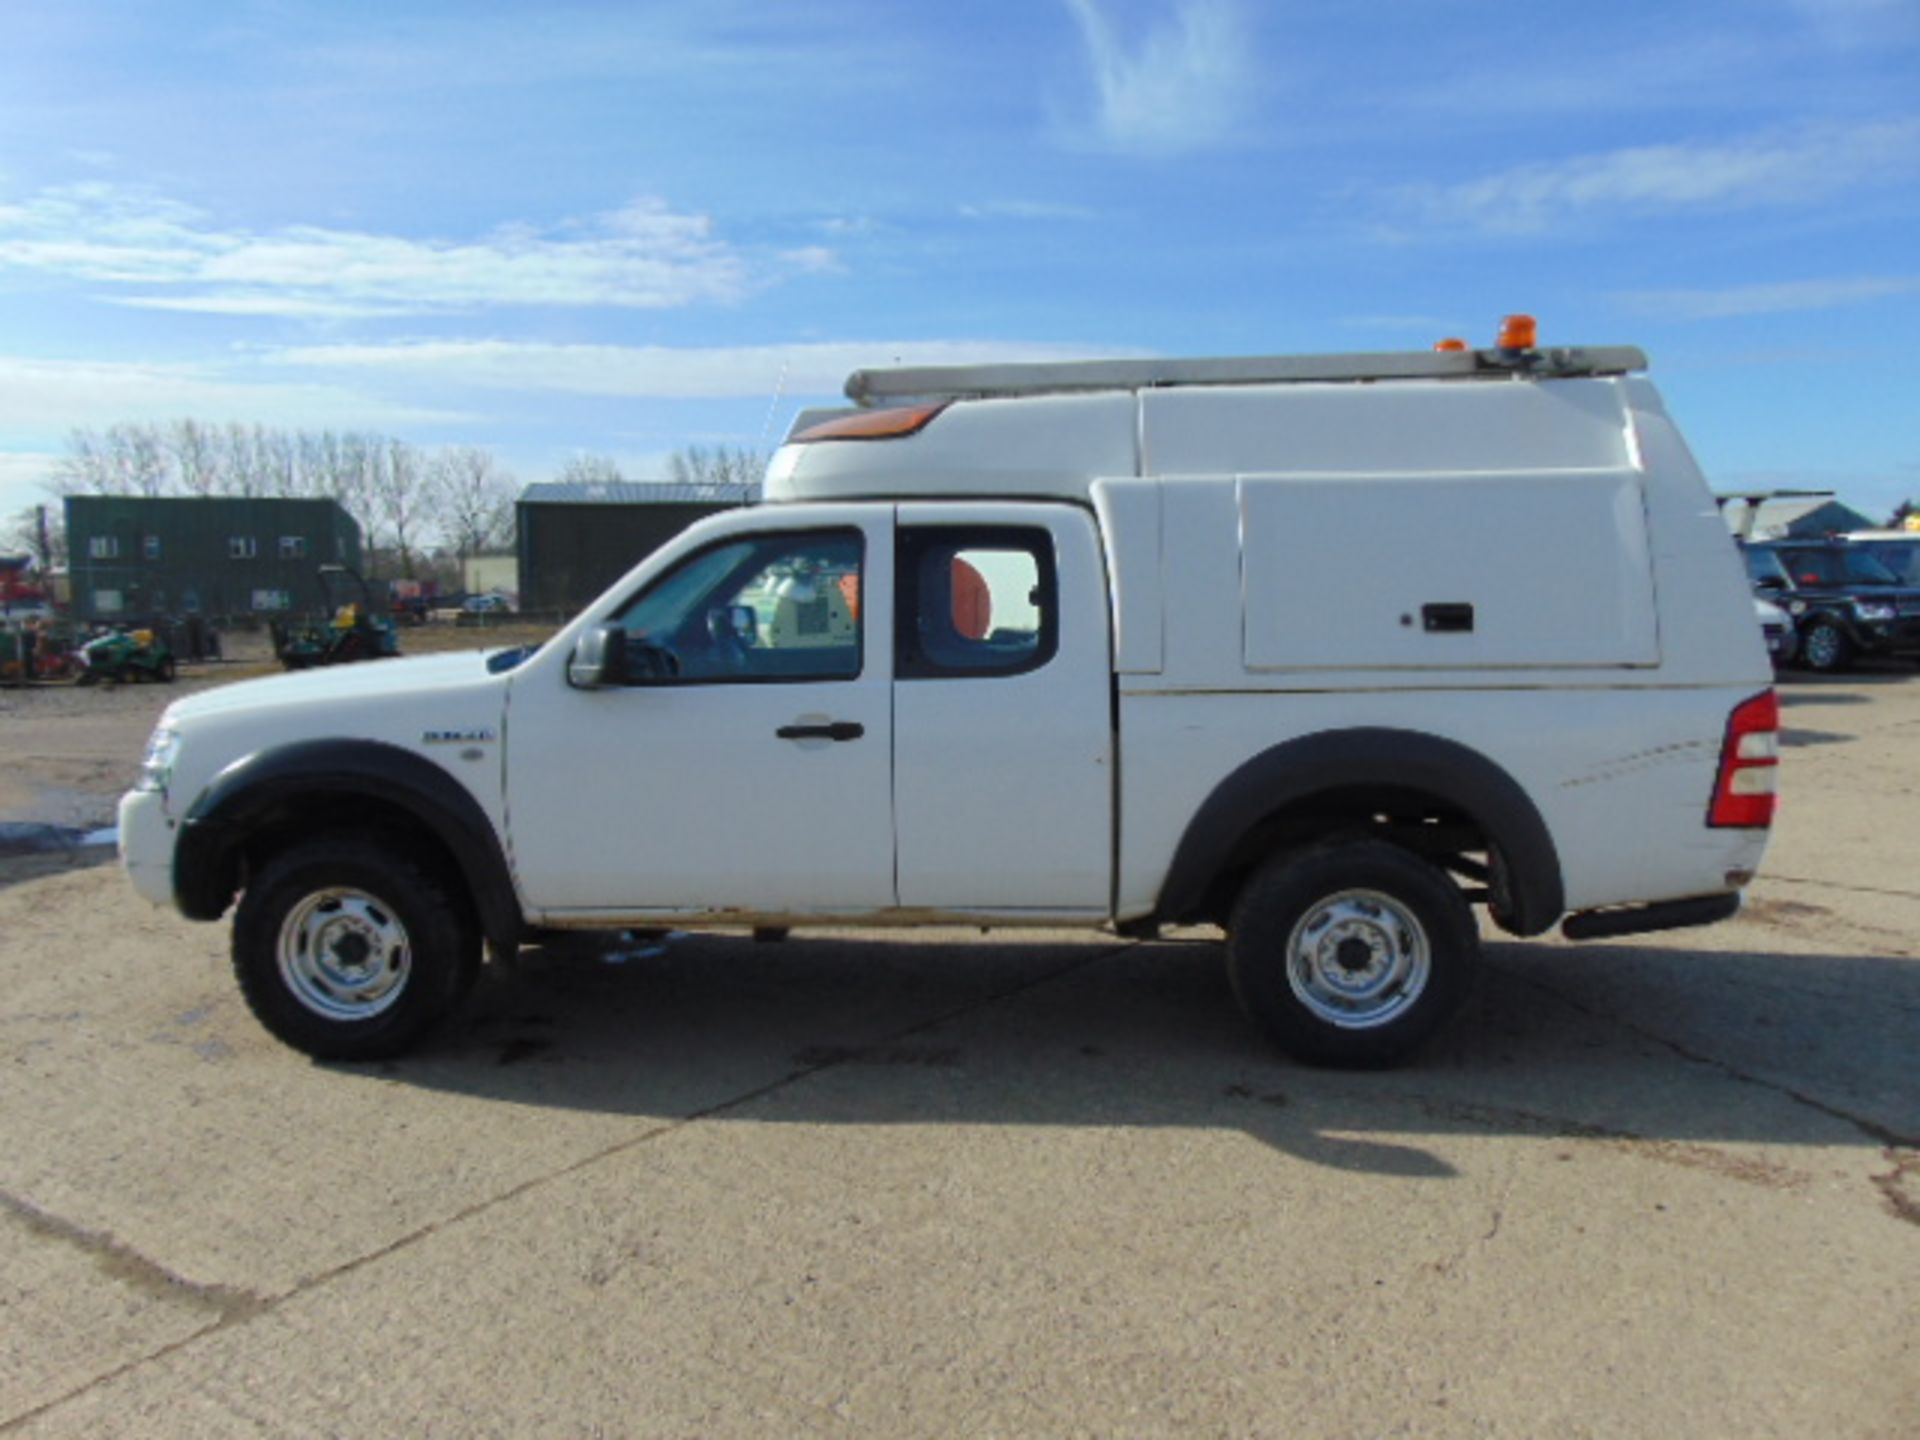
[[372, 929, 1919, 1184], [1775, 660, 1916, 695]]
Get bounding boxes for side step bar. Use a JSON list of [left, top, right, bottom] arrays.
[[1561, 892, 1741, 942]]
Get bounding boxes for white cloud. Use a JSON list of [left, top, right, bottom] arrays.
[[1405, 118, 1920, 231], [0, 185, 782, 316], [1061, 0, 1250, 155], [1618, 276, 1920, 319], [959, 200, 1101, 222], [266, 339, 1144, 399], [1781, 0, 1918, 47], [0, 451, 62, 516], [0, 355, 465, 432]]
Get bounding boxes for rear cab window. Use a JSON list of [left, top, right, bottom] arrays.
[[895, 527, 1056, 679]]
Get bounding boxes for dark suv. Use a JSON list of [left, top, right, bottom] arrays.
[[1744, 541, 1920, 672]]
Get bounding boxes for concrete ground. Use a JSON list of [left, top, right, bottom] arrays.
[[0, 662, 1915, 1436]]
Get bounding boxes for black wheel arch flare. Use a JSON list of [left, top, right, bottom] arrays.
[[173, 739, 523, 952], [1154, 726, 1566, 936]]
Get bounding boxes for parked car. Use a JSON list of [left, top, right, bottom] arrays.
[[1743, 540, 1920, 672], [463, 592, 514, 614], [1841, 530, 1920, 586], [121, 323, 1776, 1067], [1755, 596, 1796, 665]]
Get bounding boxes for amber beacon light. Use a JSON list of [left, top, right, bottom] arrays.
[[1496, 313, 1539, 350]]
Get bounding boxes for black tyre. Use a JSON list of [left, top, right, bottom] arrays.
[[157, 655, 177, 683], [1226, 841, 1478, 1067], [232, 836, 479, 1061], [1797, 620, 1853, 673]]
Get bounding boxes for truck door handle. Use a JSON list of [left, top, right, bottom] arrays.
[[1421, 602, 1475, 634], [776, 721, 865, 742]]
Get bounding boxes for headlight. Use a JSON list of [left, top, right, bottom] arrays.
[[1855, 602, 1896, 623], [136, 726, 180, 794]]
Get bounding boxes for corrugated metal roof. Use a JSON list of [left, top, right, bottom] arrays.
[[519, 481, 760, 506]]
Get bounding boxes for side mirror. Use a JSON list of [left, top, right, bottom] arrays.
[[567, 624, 630, 688], [728, 604, 758, 642]]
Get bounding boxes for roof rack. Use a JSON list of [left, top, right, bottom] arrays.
[[844, 345, 1646, 406]]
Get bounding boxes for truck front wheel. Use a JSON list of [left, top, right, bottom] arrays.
[[1226, 841, 1477, 1067], [232, 836, 479, 1061], [1797, 620, 1853, 674]]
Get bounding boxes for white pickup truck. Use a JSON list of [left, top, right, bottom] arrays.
[[120, 328, 1777, 1065]]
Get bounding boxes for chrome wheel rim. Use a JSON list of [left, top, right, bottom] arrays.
[[1805, 625, 1839, 669], [276, 888, 412, 1021], [1285, 888, 1431, 1030]]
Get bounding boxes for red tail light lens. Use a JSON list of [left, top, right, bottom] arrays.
[[1708, 689, 1779, 828]]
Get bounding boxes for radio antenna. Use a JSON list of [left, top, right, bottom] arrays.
[[758, 358, 791, 452]]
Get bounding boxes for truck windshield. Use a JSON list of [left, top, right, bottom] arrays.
[[1778, 548, 1901, 587]]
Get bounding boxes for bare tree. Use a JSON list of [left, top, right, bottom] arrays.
[[555, 453, 625, 487], [668, 444, 765, 488], [3, 505, 64, 569], [371, 440, 429, 579], [219, 422, 268, 498], [429, 447, 516, 562], [51, 421, 486, 574], [51, 430, 112, 496], [169, 420, 221, 496]]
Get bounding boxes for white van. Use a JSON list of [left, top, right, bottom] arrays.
[[120, 324, 1777, 1066]]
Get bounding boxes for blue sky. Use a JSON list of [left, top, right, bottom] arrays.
[[2, 0, 1917, 525]]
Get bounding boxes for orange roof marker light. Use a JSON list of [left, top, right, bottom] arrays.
[[1497, 313, 1539, 350], [1433, 337, 1469, 353], [793, 403, 947, 444]]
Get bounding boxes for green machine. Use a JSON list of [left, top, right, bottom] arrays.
[[75, 627, 176, 685], [271, 565, 401, 671]]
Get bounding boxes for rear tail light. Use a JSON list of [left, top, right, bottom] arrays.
[[1708, 689, 1779, 828]]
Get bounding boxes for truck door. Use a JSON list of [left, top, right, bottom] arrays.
[[505, 509, 896, 916], [891, 503, 1114, 914]]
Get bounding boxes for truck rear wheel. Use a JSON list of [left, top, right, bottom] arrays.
[[1226, 841, 1477, 1067], [232, 836, 479, 1061]]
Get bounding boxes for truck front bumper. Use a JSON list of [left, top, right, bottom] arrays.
[[118, 788, 176, 909]]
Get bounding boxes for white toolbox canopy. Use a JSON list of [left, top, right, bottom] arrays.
[[766, 342, 1650, 507]]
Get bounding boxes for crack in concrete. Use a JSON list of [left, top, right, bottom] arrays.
[[0, 940, 1131, 1432], [0, 1189, 268, 1324], [1491, 961, 1920, 1227], [1761, 872, 1920, 904], [1871, 1151, 1920, 1230], [1405, 1096, 1813, 1190]]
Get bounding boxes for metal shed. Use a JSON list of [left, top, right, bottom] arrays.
[[516, 481, 759, 615]]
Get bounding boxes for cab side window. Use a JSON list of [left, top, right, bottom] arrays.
[[611, 530, 862, 683], [896, 527, 1056, 679]]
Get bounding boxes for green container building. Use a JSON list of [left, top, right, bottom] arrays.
[[64, 495, 362, 622]]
